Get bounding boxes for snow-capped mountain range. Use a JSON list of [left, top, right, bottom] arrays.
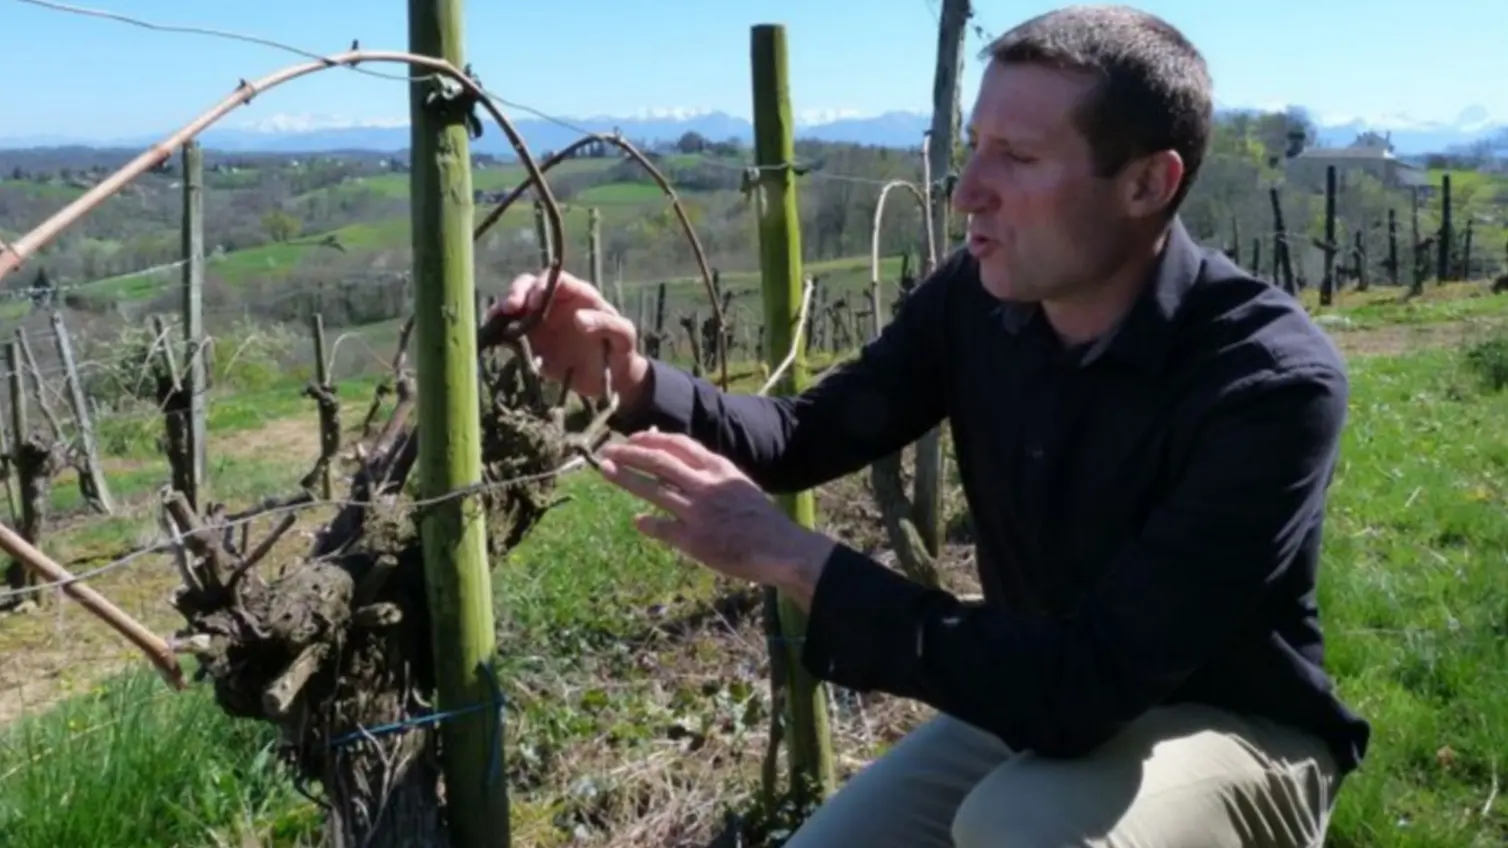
[[3, 105, 1504, 157]]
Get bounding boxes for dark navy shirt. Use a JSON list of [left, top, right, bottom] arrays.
[[616, 218, 1370, 773]]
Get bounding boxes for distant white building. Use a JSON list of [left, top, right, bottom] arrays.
[[1288, 131, 1434, 191]]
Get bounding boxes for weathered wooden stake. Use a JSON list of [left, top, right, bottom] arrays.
[[5, 344, 23, 461], [1269, 187, 1295, 294], [0, 340, 61, 604], [1462, 219, 1474, 279], [651, 281, 668, 357], [407, 0, 508, 841], [635, 286, 649, 353], [4, 341, 30, 593], [150, 314, 197, 501], [914, 0, 970, 558], [0, 409, 18, 523], [1387, 208, 1399, 287], [1352, 230, 1368, 292], [49, 312, 111, 514], [308, 313, 335, 500], [588, 206, 605, 294], [1410, 188, 1424, 296], [750, 21, 836, 811], [1320, 165, 1337, 306], [1437, 174, 1452, 284], [16, 329, 64, 445], [181, 140, 207, 508]]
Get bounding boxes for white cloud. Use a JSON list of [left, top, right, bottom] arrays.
[[615, 106, 718, 121], [795, 107, 868, 126], [225, 113, 409, 133], [1217, 99, 1500, 132]]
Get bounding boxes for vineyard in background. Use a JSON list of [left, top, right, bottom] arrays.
[[2, 3, 1508, 847]]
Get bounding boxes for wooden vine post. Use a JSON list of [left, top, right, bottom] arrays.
[[1438, 173, 1453, 284], [181, 140, 207, 509], [913, 0, 970, 558], [44, 315, 111, 515], [1269, 186, 1296, 294], [1410, 187, 1425, 296], [3, 341, 32, 597], [588, 206, 606, 295], [1319, 165, 1337, 307], [407, 0, 509, 842], [305, 312, 338, 500], [1386, 208, 1399, 287], [749, 21, 837, 813]]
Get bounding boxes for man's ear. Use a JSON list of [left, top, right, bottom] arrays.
[[1121, 150, 1184, 219]]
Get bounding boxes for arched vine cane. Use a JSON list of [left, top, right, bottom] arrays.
[[858, 134, 947, 590], [865, 134, 941, 335], [868, 179, 931, 337], [472, 133, 730, 390]]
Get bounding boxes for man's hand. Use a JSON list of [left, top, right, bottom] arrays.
[[483, 269, 650, 407], [597, 430, 836, 608]]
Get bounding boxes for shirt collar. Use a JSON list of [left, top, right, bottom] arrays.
[[994, 216, 1203, 373]]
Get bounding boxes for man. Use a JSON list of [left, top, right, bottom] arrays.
[[492, 5, 1369, 844]]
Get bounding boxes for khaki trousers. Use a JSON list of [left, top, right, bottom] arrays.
[[784, 703, 1339, 847]]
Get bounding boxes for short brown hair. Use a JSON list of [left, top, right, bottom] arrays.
[[983, 4, 1212, 214]]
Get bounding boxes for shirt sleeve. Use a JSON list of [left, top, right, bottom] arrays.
[[610, 255, 961, 494], [797, 361, 1349, 757]]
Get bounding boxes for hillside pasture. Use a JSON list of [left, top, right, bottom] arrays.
[[335, 156, 619, 200]]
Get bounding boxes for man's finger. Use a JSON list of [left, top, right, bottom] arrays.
[[574, 309, 637, 355], [624, 430, 720, 471], [533, 269, 610, 313], [501, 270, 604, 319], [598, 456, 694, 515], [598, 442, 706, 490], [498, 273, 538, 315]]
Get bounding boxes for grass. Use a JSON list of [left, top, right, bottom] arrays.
[[0, 666, 316, 846], [1316, 343, 1508, 846], [1, 305, 1507, 844], [1305, 280, 1508, 330], [573, 182, 670, 204]]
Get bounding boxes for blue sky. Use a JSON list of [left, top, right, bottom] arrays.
[[2, 0, 1503, 140]]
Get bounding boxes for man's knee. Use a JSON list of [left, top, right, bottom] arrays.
[[948, 752, 1142, 847], [949, 705, 1338, 848], [784, 715, 1014, 848]]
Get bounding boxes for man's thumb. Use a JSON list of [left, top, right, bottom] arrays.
[[576, 309, 637, 353]]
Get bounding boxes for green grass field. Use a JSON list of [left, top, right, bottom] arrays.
[[0, 287, 1506, 845], [341, 158, 618, 201]]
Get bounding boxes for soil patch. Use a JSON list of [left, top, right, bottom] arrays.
[[1332, 318, 1505, 358]]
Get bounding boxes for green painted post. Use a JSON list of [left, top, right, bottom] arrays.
[[406, 0, 508, 843], [749, 22, 837, 811]]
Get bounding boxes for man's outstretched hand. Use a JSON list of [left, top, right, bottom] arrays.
[[482, 269, 650, 408], [597, 429, 836, 609]]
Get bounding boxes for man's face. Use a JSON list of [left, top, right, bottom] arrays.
[[953, 61, 1152, 303]]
